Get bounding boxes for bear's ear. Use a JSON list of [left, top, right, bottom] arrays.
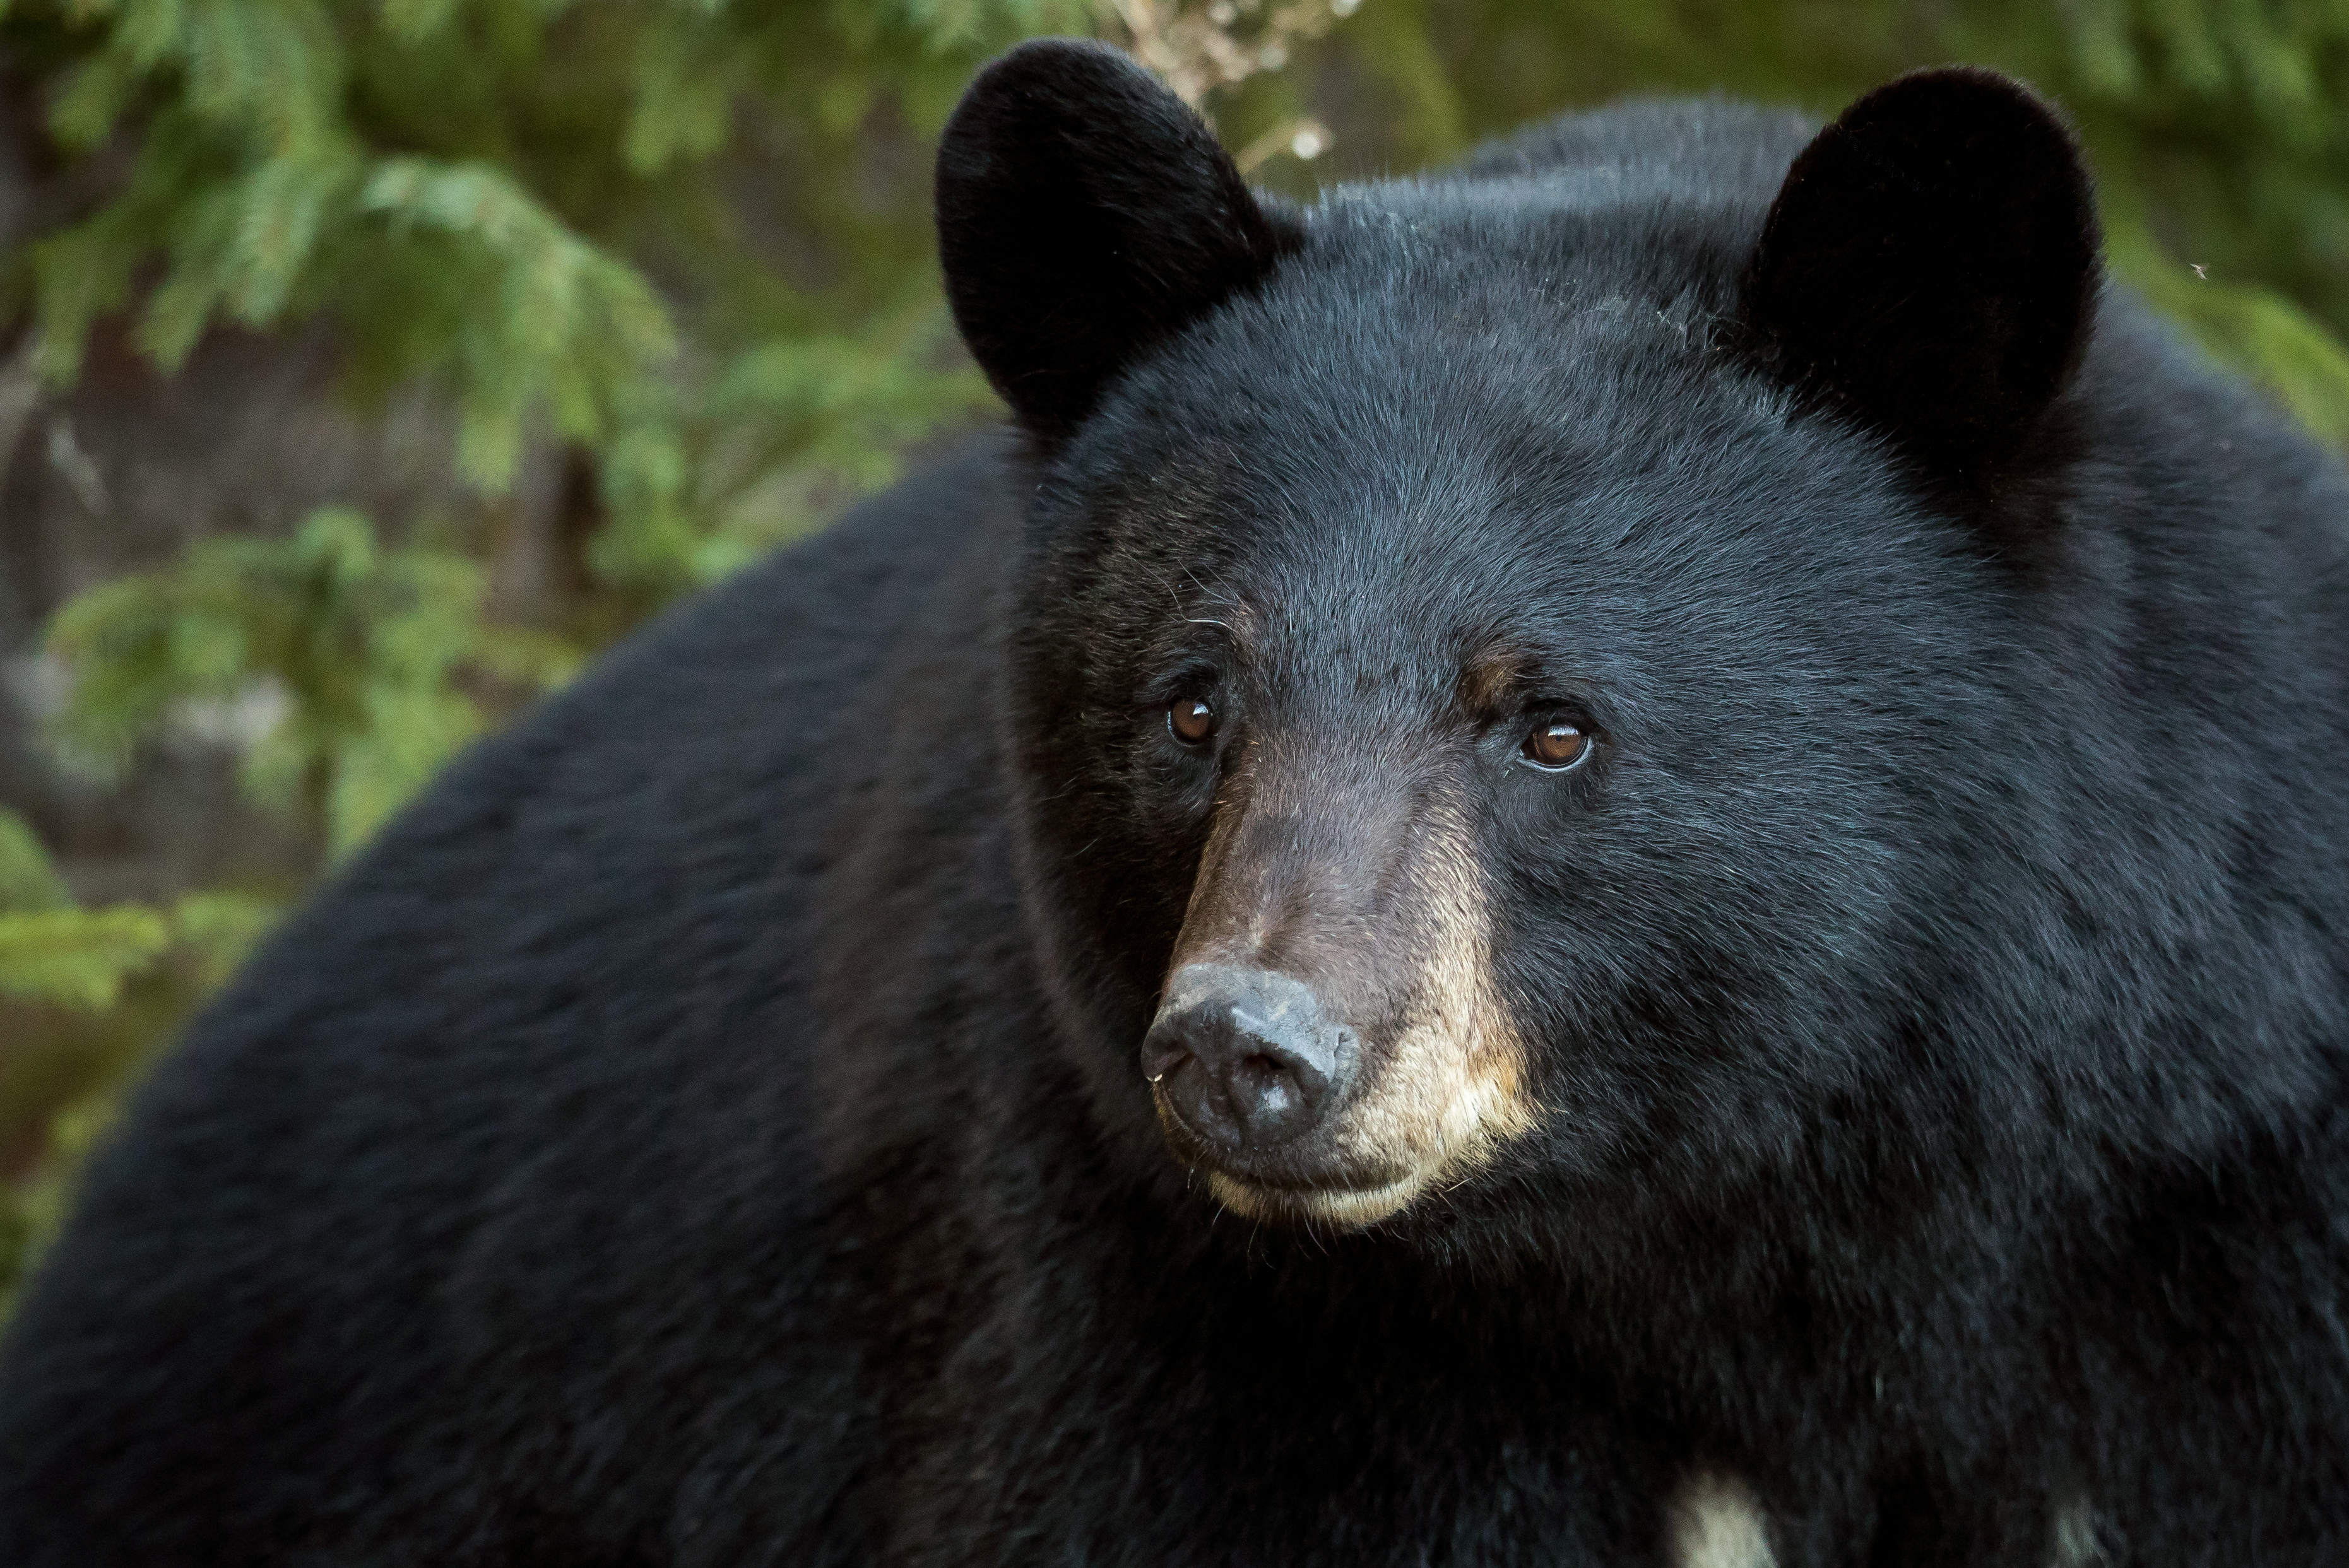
[[936, 38, 1304, 444], [1740, 68, 2100, 480]]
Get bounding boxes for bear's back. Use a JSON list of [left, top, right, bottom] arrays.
[[0, 434, 1031, 1567]]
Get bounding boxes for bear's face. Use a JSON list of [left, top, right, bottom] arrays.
[[940, 43, 2098, 1237], [1012, 269, 1970, 1229]]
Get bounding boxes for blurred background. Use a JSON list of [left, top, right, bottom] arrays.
[[1, 0, 2345, 1311]]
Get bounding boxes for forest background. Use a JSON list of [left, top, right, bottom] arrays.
[[1, 0, 2346, 1311]]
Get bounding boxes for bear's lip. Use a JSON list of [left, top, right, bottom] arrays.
[[1200, 1167, 1429, 1229], [1152, 1083, 1423, 1227]]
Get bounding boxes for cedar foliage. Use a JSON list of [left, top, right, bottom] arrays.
[[0, 0, 2343, 1309]]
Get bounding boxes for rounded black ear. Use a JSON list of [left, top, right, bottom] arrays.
[[936, 38, 1304, 444], [1741, 68, 2100, 480]]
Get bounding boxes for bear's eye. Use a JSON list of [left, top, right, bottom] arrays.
[[1520, 718, 1592, 772], [1168, 696, 1218, 746]]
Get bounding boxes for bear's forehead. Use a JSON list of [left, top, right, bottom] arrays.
[[1105, 212, 1806, 512], [1300, 177, 1772, 297], [1053, 190, 1965, 703], [1092, 336, 1907, 632]]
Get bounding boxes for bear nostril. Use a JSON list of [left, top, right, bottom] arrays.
[[1234, 1051, 1299, 1116]]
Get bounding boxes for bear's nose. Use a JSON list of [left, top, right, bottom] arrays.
[[1141, 964, 1359, 1154]]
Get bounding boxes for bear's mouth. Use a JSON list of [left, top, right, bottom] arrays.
[[1151, 1084, 1428, 1228], [1198, 1166, 1432, 1229]]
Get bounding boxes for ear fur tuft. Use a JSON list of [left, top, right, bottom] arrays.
[[935, 38, 1304, 444], [1742, 67, 2101, 480]]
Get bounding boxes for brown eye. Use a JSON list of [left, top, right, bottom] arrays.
[[1521, 718, 1592, 772], [1168, 696, 1217, 746]]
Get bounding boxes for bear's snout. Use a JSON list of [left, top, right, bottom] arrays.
[[1144, 964, 1361, 1156]]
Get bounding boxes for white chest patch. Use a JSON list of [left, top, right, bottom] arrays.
[[2048, 1494, 2102, 1567], [1667, 1473, 1775, 1568], [1661, 1474, 2101, 1567]]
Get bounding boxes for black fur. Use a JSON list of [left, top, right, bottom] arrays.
[[937, 38, 1305, 442], [3, 42, 2348, 1567], [1742, 69, 2100, 483]]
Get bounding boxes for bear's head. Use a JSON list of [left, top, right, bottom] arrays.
[[938, 41, 2117, 1245]]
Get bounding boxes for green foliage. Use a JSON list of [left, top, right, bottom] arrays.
[[0, 906, 173, 1011], [45, 505, 569, 855], [0, 811, 71, 912], [0, 811, 180, 1011], [21, 0, 684, 486], [5, 0, 1086, 564], [0, 888, 266, 1015], [0, 0, 2343, 1318], [0, 810, 275, 1312], [595, 292, 1002, 596]]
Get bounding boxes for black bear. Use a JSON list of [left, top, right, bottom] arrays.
[[4, 35, 2348, 1567]]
